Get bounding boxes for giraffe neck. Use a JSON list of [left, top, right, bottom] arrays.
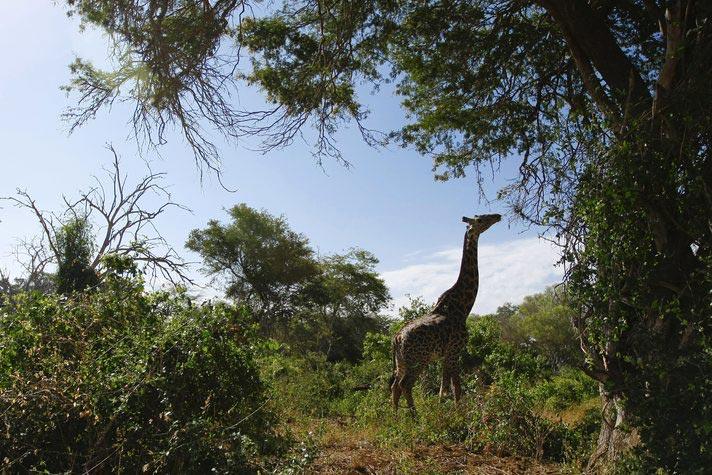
[[432, 232, 479, 321]]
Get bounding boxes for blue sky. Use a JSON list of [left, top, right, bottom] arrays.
[[0, 2, 562, 313]]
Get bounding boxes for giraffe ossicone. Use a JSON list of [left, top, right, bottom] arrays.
[[391, 213, 501, 414]]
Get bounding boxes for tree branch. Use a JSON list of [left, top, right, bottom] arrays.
[[4, 146, 194, 288], [538, 0, 652, 122]]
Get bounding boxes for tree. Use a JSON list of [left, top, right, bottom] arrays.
[[308, 249, 390, 361], [3, 147, 191, 288], [55, 217, 99, 293], [65, 1, 711, 469], [0, 238, 56, 298], [187, 205, 390, 358], [498, 288, 581, 370], [186, 204, 321, 330]]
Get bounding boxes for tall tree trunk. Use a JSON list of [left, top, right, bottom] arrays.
[[586, 386, 635, 473]]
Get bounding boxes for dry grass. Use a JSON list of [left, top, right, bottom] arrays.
[[297, 418, 564, 474], [540, 397, 600, 426]]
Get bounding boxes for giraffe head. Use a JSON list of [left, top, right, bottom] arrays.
[[462, 214, 501, 237]]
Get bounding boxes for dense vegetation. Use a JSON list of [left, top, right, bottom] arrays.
[[2, 204, 603, 473], [59, 1, 712, 471], [0, 272, 600, 473], [262, 296, 601, 471], [0, 261, 281, 473]]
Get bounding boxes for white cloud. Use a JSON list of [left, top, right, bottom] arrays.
[[381, 237, 563, 315]]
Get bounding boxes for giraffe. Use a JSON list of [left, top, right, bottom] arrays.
[[390, 213, 501, 413]]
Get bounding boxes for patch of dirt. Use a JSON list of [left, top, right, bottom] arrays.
[[308, 438, 563, 474]]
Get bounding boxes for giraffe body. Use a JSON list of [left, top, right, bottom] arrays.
[[391, 214, 501, 413], [392, 313, 467, 409]]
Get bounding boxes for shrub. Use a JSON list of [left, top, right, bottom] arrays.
[[361, 331, 391, 363], [468, 373, 591, 463], [261, 352, 349, 419], [531, 367, 599, 411], [466, 315, 548, 383], [476, 374, 559, 460], [0, 278, 281, 473]]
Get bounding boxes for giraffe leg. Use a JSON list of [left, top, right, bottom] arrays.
[[403, 385, 416, 417], [439, 361, 451, 402], [442, 350, 463, 404], [391, 374, 402, 411], [451, 366, 463, 404], [400, 367, 421, 417]]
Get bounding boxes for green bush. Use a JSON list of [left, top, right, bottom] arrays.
[[531, 367, 599, 411], [466, 315, 548, 383], [476, 374, 598, 463], [261, 352, 350, 419], [476, 374, 559, 460], [361, 331, 391, 363], [0, 278, 281, 473]]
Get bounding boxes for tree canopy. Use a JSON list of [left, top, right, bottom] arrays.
[[187, 204, 390, 360], [186, 204, 321, 316], [491, 288, 580, 370]]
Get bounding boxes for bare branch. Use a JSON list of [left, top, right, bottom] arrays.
[[79, 145, 194, 286], [3, 146, 194, 288], [2, 191, 60, 260]]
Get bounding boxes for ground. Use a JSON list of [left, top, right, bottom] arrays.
[[301, 420, 563, 474]]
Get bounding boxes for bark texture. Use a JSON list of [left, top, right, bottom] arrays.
[[585, 387, 636, 473]]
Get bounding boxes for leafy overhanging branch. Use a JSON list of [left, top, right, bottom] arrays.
[[62, 0, 387, 172]]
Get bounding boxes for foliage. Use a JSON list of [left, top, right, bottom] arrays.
[[264, 354, 598, 467], [513, 288, 580, 368], [477, 374, 565, 460], [0, 275, 281, 473], [188, 204, 390, 361], [490, 288, 581, 369], [567, 133, 712, 471], [466, 315, 547, 384], [362, 331, 391, 363], [63, 0, 249, 169], [0, 235, 600, 473], [186, 204, 320, 318], [531, 367, 599, 412], [54, 217, 99, 293], [397, 295, 433, 324]]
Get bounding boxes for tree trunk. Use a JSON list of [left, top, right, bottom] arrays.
[[586, 385, 636, 473]]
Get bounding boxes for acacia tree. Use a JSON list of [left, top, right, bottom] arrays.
[[186, 205, 390, 358], [64, 1, 711, 470], [186, 204, 322, 331]]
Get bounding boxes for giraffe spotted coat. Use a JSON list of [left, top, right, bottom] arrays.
[[391, 214, 501, 413]]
